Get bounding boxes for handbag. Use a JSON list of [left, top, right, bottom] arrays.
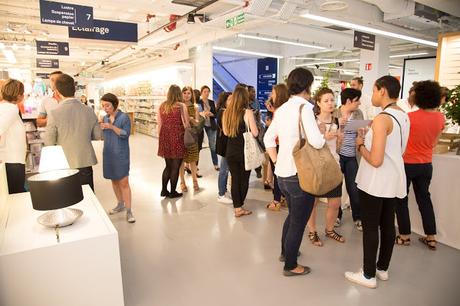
[[179, 105, 197, 148], [243, 115, 265, 170], [293, 104, 343, 195]]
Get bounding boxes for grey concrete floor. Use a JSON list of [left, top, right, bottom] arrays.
[[92, 134, 460, 306]]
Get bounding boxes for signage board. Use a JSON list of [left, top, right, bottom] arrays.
[[40, 0, 93, 27], [257, 57, 278, 110], [36, 59, 59, 68], [36, 41, 69, 56], [354, 31, 375, 51], [225, 12, 245, 29], [36, 73, 50, 79], [68, 19, 138, 43]]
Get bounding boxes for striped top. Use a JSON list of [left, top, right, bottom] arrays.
[[339, 113, 358, 157]]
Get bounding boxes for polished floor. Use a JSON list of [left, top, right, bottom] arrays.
[[92, 134, 460, 306]]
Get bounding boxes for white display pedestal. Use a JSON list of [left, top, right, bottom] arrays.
[[0, 185, 125, 306]]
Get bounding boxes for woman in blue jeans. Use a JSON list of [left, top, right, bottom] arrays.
[[197, 85, 219, 170], [264, 68, 325, 276], [215, 91, 232, 203]]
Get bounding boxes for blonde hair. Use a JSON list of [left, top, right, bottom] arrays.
[[1, 79, 24, 103], [223, 87, 249, 138], [162, 84, 182, 114]]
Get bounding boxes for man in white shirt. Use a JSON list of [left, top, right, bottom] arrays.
[[37, 71, 62, 127], [350, 76, 380, 119]]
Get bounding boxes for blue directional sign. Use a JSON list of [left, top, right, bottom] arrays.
[[36, 41, 69, 56], [40, 0, 93, 27], [257, 57, 278, 110], [36, 59, 59, 69], [68, 19, 138, 43]]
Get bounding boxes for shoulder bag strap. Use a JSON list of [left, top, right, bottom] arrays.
[[179, 103, 189, 128], [244, 111, 250, 133], [298, 104, 306, 141], [380, 111, 402, 148]]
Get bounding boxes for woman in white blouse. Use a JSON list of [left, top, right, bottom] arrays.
[[345, 75, 409, 289], [264, 68, 325, 277], [0, 79, 26, 194]]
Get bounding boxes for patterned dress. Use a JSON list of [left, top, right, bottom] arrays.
[[184, 103, 199, 163], [158, 104, 186, 159]]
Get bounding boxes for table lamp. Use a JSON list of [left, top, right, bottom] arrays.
[[38, 145, 70, 173], [28, 169, 84, 227]]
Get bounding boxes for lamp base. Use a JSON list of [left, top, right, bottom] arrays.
[[37, 208, 83, 227]]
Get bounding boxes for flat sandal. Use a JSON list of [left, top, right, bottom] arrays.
[[325, 229, 345, 243]]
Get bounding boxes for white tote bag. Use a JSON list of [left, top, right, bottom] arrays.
[[243, 116, 265, 170]]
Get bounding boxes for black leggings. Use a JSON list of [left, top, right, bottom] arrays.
[[227, 157, 250, 209], [162, 158, 183, 193], [5, 163, 26, 194]]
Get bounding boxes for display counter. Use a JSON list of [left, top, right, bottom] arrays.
[[408, 152, 460, 250], [0, 185, 125, 306]]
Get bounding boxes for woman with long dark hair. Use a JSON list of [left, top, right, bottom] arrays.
[[215, 91, 232, 204]]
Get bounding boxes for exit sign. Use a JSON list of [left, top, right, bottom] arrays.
[[226, 13, 245, 29]]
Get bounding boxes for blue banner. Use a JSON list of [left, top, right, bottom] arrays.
[[257, 57, 278, 110], [40, 0, 93, 27], [68, 19, 138, 43], [36, 59, 59, 68], [36, 41, 69, 56]]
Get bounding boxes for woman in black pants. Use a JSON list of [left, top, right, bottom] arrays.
[[222, 86, 258, 217]]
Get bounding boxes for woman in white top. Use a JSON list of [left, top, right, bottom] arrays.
[[345, 76, 409, 289], [0, 79, 27, 194], [264, 68, 325, 276], [306, 88, 345, 246]]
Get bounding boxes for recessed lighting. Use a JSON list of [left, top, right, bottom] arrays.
[[301, 13, 438, 47], [213, 46, 283, 59], [238, 34, 327, 50], [296, 58, 359, 67], [389, 52, 429, 58]]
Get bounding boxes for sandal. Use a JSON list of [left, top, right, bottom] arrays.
[[180, 182, 188, 192], [280, 197, 288, 208], [308, 231, 323, 247], [419, 237, 437, 251], [235, 209, 252, 218], [266, 201, 281, 211], [325, 229, 345, 243], [193, 180, 199, 191], [395, 235, 411, 246]]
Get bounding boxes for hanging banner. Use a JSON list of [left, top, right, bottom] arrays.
[[36, 41, 69, 56], [68, 19, 138, 43], [36, 59, 59, 68], [40, 0, 93, 27], [257, 57, 278, 110]]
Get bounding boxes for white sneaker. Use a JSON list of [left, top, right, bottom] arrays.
[[376, 269, 389, 281], [109, 203, 125, 215], [126, 211, 136, 223], [344, 269, 377, 289], [355, 220, 363, 231], [217, 194, 232, 204]]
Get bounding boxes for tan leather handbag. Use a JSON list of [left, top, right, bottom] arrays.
[[292, 104, 343, 196]]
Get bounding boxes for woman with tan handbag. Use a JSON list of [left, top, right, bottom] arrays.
[[264, 68, 325, 276]]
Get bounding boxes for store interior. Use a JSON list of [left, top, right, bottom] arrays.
[[1, 1, 460, 306]]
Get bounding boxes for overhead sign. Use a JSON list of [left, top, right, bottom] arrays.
[[225, 12, 245, 29], [39, 0, 93, 27], [257, 57, 278, 110], [36, 59, 59, 68], [354, 31, 376, 51], [36, 41, 69, 56], [68, 19, 138, 43], [36, 73, 50, 79]]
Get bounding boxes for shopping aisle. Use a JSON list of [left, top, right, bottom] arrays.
[[92, 134, 460, 306]]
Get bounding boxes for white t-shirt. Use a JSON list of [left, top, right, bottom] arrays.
[[0, 101, 26, 164], [38, 96, 59, 117]]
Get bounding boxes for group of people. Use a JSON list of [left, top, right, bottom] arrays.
[[1, 66, 446, 288]]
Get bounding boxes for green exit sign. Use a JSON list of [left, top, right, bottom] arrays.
[[226, 12, 245, 29]]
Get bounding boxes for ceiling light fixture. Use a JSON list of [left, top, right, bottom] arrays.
[[301, 13, 438, 47], [213, 46, 283, 59], [238, 34, 327, 50], [389, 52, 429, 58], [296, 58, 359, 67], [2, 49, 16, 64]]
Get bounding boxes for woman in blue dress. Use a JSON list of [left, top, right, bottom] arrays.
[[100, 93, 135, 223]]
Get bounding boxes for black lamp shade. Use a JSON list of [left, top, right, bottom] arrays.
[[28, 169, 84, 211]]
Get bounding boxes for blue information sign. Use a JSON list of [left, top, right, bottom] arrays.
[[36, 41, 69, 56], [68, 19, 138, 43], [40, 0, 93, 27], [257, 57, 278, 110], [36, 59, 59, 69]]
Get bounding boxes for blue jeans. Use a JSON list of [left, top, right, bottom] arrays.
[[204, 126, 218, 166], [218, 157, 229, 196], [277, 175, 315, 271], [339, 155, 360, 221]]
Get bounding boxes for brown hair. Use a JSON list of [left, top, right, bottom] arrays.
[[222, 86, 249, 138], [313, 87, 334, 115], [182, 86, 196, 104], [162, 84, 182, 114], [101, 93, 119, 110], [1, 79, 24, 103], [55, 74, 76, 97], [200, 85, 210, 93], [272, 83, 289, 109]]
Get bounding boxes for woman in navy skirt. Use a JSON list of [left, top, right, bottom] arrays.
[[100, 93, 135, 223]]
